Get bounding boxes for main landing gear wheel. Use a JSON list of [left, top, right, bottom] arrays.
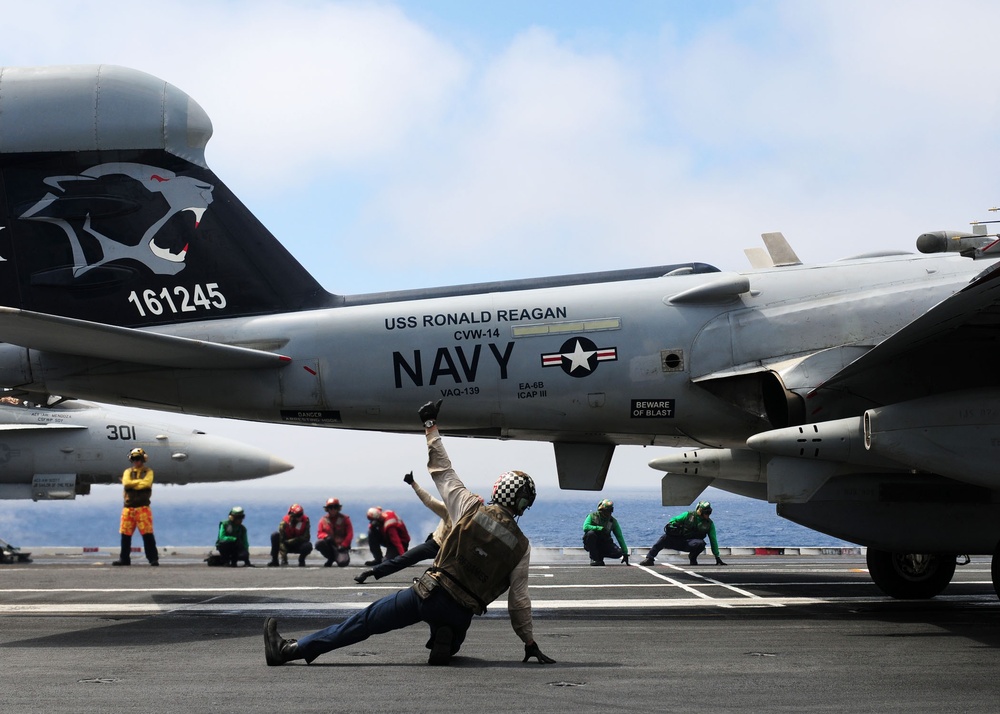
[[866, 548, 956, 599]]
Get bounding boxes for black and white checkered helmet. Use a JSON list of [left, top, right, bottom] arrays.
[[491, 470, 536, 515]]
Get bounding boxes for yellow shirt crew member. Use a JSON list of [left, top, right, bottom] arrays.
[[112, 447, 159, 566]]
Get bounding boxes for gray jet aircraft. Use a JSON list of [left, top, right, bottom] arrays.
[[0, 65, 994, 599], [0, 398, 293, 500]]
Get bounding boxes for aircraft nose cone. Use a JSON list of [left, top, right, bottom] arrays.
[[264, 455, 294, 477], [220, 442, 294, 480], [163, 432, 294, 483]]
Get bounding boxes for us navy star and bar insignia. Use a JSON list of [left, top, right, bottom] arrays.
[[540, 337, 618, 377]]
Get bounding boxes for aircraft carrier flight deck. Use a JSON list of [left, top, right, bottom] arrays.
[[3, 548, 1000, 713]]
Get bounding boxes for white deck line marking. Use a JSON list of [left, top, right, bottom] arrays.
[[1, 594, 996, 616], [662, 562, 767, 600], [634, 564, 731, 607], [0, 598, 811, 615], [0, 580, 879, 595]]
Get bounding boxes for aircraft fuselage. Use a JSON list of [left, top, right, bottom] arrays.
[[0, 252, 980, 450]]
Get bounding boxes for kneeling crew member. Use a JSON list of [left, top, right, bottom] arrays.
[[355, 471, 453, 584], [315, 498, 353, 567], [269, 504, 313, 567], [639, 501, 726, 566], [364, 506, 410, 566], [216, 506, 251, 567], [582, 499, 629, 566]]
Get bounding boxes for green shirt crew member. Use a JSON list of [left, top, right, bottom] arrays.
[[216, 506, 251, 567], [582, 499, 629, 566], [639, 501, 727, 567]]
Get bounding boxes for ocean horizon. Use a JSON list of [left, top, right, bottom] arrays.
[[0, 485, 853, 550]]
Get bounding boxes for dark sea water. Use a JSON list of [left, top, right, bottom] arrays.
[[0, 486, 853, 550]]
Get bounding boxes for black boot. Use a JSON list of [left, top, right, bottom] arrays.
[[428, 625, 454, 666], [264, 618, 303, 666], [142, 533, 159, 566], [689, 553, 699, 566], [112, 534, 132, 566]]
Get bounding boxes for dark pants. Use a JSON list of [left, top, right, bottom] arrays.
[[582, 531, 623, 563], [647, 533, 706, 562], [295, 585, 474, 663], [315, 539, 351, 567], [367, 527, 405, 563], [119, 533, 158, 564], [217, 541, 250, 566], [370, 537, 440, 579], [270, 533, 313, 563]]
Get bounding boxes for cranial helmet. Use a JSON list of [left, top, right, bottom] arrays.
[[128, 447, 147, 462], [366, 507, 383, 521], [491, 470, 536, 515], [598, 499, 614, 513], [697, 501, 712, 516], [288, 504, 304, 517], [325, 498, 342, 509], [230, 506, 245, 518]]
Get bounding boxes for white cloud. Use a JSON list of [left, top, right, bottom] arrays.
[[341, 1, 1000, 286], [0, 1, 469, 190]]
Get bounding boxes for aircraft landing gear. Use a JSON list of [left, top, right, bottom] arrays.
[[0, 537, 32, 564], [866, 548, 956, 599]]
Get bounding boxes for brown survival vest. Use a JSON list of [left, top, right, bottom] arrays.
[[122, 468, 152, 508], [424, 503, 529, 615]]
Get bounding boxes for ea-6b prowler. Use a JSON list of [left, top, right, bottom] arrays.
[[0, 65, 996, 599], [0, 398, 293, 501]]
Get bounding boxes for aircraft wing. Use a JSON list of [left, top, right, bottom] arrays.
[[818, 259, 1000, 403], [0, 307, 290, 370]]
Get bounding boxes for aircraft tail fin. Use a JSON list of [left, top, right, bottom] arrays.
[[760, 232, 802, 267], [0, 65, 335, 328], [744, 246, 773, 269]]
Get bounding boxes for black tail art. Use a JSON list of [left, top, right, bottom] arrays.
[[0, 65, 334, 327]]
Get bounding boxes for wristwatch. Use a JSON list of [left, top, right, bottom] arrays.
[[423, 419, 436, 428]]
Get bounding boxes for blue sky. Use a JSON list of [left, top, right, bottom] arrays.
[[0, 1, 998, 498]]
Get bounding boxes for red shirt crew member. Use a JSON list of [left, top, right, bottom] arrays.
[[316, 498, 354, 567]]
